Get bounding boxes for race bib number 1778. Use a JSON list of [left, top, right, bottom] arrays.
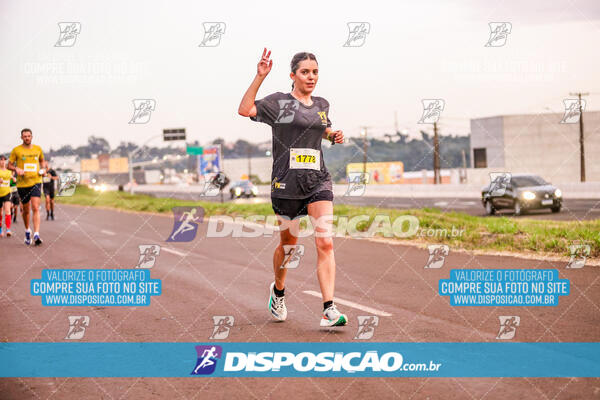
[[289, 148, 320, 170]]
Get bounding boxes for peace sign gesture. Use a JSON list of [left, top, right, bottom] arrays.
[[257, 48, 273, 78]]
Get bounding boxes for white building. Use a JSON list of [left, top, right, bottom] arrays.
[[470, 111, 600, 183]]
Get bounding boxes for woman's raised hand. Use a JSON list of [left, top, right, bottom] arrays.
[[257, 48, 273, 77]]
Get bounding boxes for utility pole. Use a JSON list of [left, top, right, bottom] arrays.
[[569, 92, 589, 182], [461, 149, 467, 184], [360, 126, 369, 183], [433, 122, 440, 184], [247, 146, 252, 181]]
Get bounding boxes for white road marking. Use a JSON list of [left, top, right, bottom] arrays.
[[100, 229, 116, 235], [302, 290, 392, 317], [162, 247, 188, 257]]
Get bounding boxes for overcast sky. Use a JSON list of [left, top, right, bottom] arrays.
[[1, 0, 599, 153]]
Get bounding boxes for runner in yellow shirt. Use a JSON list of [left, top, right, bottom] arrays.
[[8, 128, 46, 245], [0, 155, 13, 237]]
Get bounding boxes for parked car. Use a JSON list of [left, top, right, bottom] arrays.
[[481, 173, 562, 216], [229, 180, 258, 199]]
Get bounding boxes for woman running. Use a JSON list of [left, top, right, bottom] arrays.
[[238, 49, 347, 327]]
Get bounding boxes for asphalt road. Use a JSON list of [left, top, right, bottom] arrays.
[[1, 204, 599, 399], [137, 190, 600, 221]]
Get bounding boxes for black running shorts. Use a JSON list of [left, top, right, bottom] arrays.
[[271, 190, 334, 220], [43, 183, 55, 199], [17, 183, 42, 204]]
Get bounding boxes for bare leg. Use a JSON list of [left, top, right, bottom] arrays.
[[307, 200, 335, 303], [22, 201, 30, 230], [30, 196, 41, 233], [272, 216, 299, 291]]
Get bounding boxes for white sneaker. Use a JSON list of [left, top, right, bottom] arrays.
[[268, 282, 287, 321], [320, 304, 348, 327]]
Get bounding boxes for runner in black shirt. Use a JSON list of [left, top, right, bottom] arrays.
[[43, 164, 58, 220], [239, 49, 347, 327]]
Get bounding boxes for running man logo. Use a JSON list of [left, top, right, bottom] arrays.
[[65, 316, 90, 340], [496, 316, 520, 340], [57, 172, 80, 197], [275, 100, 299, 124], [191, 345, 222, 375], [418, 99, 445, 124], [488, 172, 511, 196], [566, 244, 591, 269], [560, 99, 586, 124], [136, 245, 161, 269], [344, 172, 369, 197], [209, 316, 234, 340], [343, 22, 371, 47], [129, 99, 156, 124], [199, 22, 226, 47], [201, 180, 220, 197], [424, 245, 449, 269], [485, 22, 512, 47], [280, 244, 305, 269], [55, 22, 81, 47], [167, 207, 204, 242], [354, 316, 379, 340]]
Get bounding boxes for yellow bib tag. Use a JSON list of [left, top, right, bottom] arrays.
[[24, 163, 38, 172], [289, 148, 320, 170]]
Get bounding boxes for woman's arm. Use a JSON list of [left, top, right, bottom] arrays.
[[238, 48, 273, 117], [322, 128, 345, 144]]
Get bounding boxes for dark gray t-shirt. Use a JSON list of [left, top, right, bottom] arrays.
[[250, 91, 333, 199]]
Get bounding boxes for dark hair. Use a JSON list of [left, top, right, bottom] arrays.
[[290, 52, 317, 90], [21, 128, 32, 135], [0, 155, 6, 160]]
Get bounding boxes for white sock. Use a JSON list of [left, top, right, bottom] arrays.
[[26, 228, 31, 233], [34, 231, 39, 236]]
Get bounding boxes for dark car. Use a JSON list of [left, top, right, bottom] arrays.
[[481, 173, 562, 216], [229, 180, 258, 199]]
